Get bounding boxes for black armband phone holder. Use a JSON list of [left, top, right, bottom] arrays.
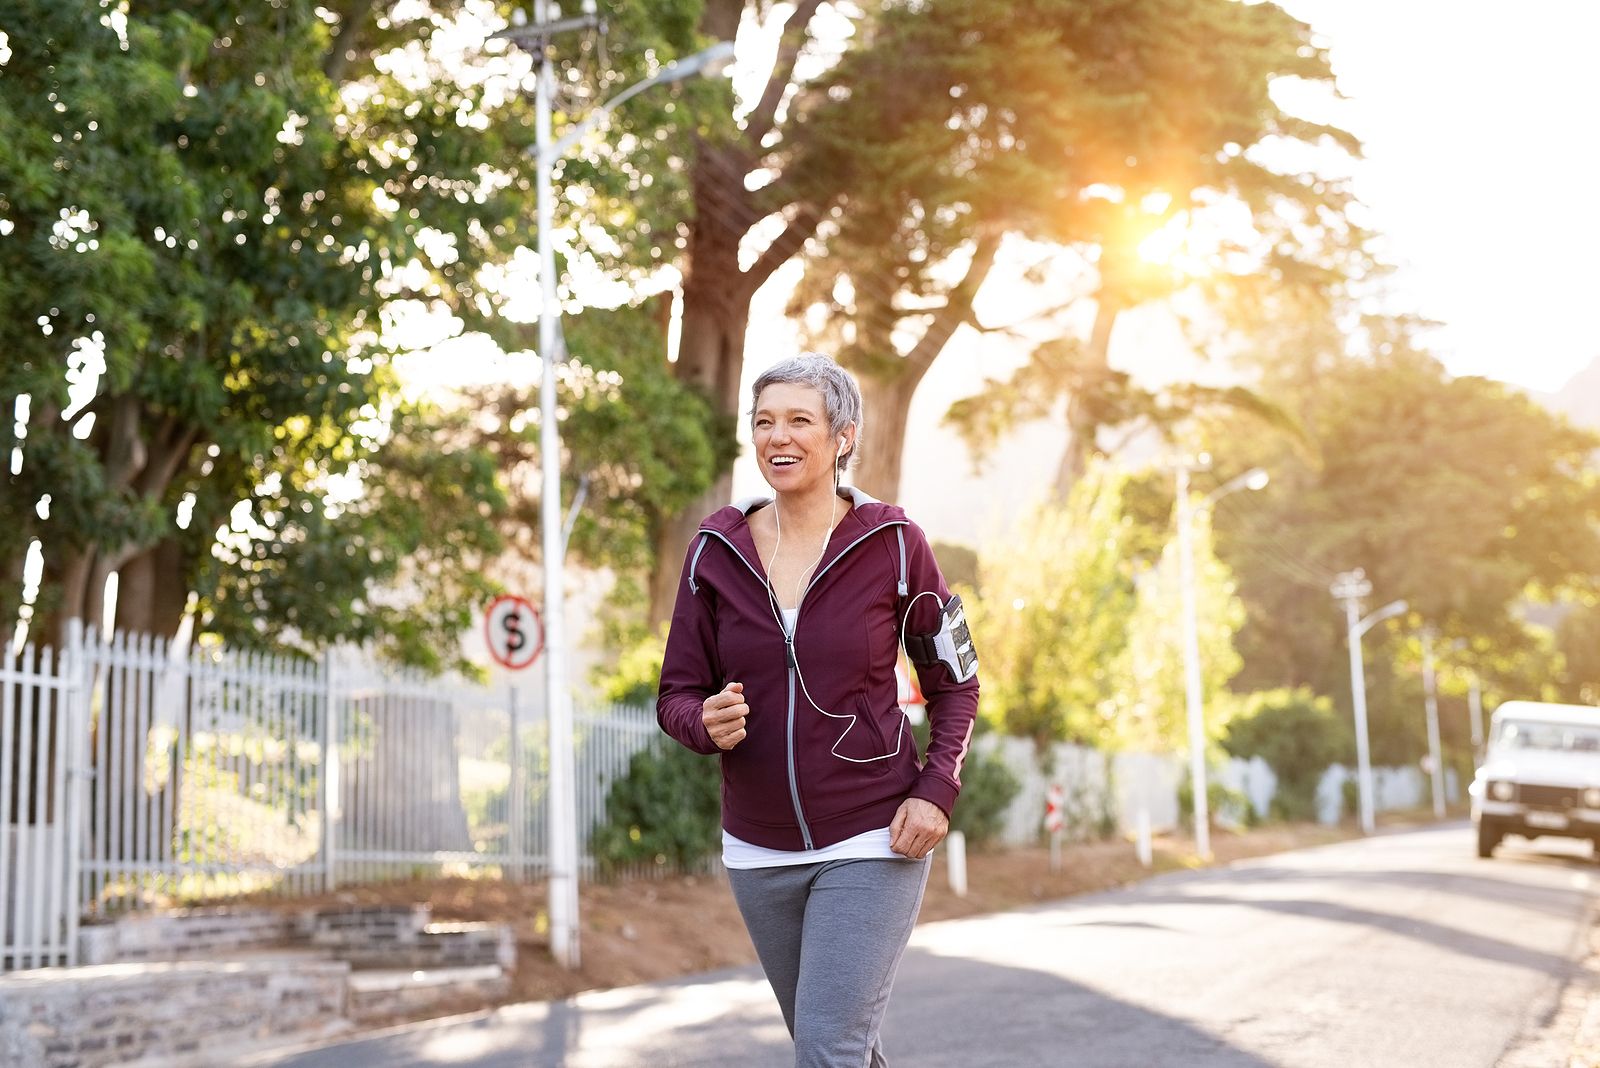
[[904, 594, 978, 683]]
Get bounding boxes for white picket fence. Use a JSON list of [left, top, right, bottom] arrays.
[[1, 623, 661, 972]]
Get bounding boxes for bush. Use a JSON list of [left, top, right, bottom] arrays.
[[1221, 688, 1349, 822], [913, 721, 1021, 847], [1178, 773, 1254, 829], [593, 627, 668, 706], [591, 709, 1024, 872], [1341, 777, 1360, 823], [589, 742, 721, 876]]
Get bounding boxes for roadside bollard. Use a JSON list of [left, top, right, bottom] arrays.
[[946, 830, 968, 897]]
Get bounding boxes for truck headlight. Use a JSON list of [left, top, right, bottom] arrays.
[[1584, 788, 1600, 810], [1490, 781, 1515, 802]]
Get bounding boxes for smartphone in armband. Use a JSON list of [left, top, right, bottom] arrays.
[[905, 594, 979, 684]]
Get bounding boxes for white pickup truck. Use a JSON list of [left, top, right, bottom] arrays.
[[1470, 700, 1600, 858]]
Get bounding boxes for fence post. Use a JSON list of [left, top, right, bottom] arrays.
[[508, 685, 525, 881], [320, 650, 339, 892], [62, 619, 91, 967]]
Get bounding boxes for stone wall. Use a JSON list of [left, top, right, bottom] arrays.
[[0, 904, 520, 1067], [77, 907, 296, 966], [0, 958, 349, 1068]]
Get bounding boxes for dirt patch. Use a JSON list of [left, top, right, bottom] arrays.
[[251, 822, 1355, 1018]]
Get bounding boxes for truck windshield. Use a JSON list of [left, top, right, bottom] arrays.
[[1495, 720, 1600, 752]]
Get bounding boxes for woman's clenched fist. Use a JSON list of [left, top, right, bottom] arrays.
[[702, 681, 749, 750]]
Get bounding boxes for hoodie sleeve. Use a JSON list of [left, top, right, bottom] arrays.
[[901, 521, 980, 816], [656, 535, 722, 755]]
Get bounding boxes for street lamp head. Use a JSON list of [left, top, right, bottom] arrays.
[[678, 39, 737, 79], [1196, 465, 1269, 511]]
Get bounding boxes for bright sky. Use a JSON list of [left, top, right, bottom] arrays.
[[1284, 0, 1600, 393], [735, 2, 1600, 537]]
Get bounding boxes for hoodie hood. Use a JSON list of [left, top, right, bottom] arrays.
[[698, 486, 908, 573]]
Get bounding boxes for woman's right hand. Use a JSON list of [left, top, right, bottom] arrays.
[[702, 682, 748, 750]]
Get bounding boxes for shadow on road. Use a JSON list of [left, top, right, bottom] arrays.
[[1197, 860, 1591, 920], [886, 947, 1281, 1068], [1093, 887, 1575, 977], [255, 950, 1280, 1068]]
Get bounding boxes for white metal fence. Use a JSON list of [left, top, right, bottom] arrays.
[[985, 737, 1460, 846], [2, 623, 661, 971], [2, 635, 86, 972], [4, 622, 1470, 973]]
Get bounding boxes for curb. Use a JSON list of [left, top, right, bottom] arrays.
[[1499, 898, 1600, 1067]]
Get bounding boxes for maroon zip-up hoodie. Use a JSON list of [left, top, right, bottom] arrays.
[[657, 487, 980, 852]]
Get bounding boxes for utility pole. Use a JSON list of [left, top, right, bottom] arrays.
[[1468, 674, 1485, 764], [1421, 626, 1446, 819], [1446, 638, 1486, 765], [1330, 569, 1406, 835], [532, 0, 591, 971], [1172, 460, 1267, 860], [496, 4, 734, 970], [1174, 464, 1210, 860]]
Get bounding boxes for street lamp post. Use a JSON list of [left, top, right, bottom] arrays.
[[1175, 462, 1268, 860], [1468, 672, 1485, 764], [498, 4, 734, 969], [1421, 626, 1446, 819], [1330, 569, 1406, 835], [1444, 636, 1486, 768]]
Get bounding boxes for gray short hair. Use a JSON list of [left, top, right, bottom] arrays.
[[749, 352, 864, 471]]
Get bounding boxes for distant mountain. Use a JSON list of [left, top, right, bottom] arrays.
[[1533, 357, 1600, 429]]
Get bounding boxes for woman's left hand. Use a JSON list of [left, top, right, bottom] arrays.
[[889, 798, 949, 859]]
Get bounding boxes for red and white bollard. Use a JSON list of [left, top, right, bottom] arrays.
[[1044, 783, 1065, 872]]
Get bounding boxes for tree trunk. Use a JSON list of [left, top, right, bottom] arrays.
[[115, 537, 191, 641], [42, 547, 96, 649], [648, 233, 752, 625], [854, 372, 921, 503], [1054, 295, 1123, 497], [645, 0, 829, 626], [646, 130, 761, 626], [847, 234, 1003, 506]]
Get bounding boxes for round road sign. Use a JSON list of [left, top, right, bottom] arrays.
[[485, 594, 543, 671]]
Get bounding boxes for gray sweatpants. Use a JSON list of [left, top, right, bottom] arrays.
[[727, 856, 931, 1068]]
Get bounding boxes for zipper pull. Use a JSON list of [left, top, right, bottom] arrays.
[[784, 634, 797, 670]]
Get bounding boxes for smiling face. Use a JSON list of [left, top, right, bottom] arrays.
[[752, 382, 848, 493]]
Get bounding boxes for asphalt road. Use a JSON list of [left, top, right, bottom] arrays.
[[249, 824, 1597, 1068]]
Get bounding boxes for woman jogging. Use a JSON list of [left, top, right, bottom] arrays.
[[657, 352, 981, 1067]]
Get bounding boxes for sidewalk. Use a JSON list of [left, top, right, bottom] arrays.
[[1498, 882, 1600, 1067]]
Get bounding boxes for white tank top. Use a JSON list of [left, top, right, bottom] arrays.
[[722, 827, 905, 869]]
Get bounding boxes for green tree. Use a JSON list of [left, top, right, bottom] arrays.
[[446, 302, 733, 652], [1, 0, 541, 650], [1110, 507, 1245, 753], [1202, 313, 1600, 763], [650, 0, 1363, 622], [1558, 601, 1600, 706], [966, 461, 1138, 747], [783, 0, 1363, 501], [1, 2, 727, 660], [1221, 688, 1348, 822]]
